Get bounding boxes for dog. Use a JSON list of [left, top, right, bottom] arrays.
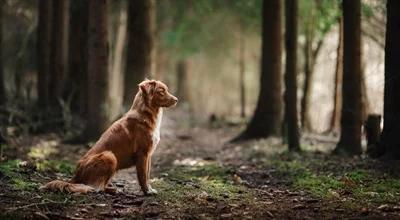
[[41, 79, 178, 195]]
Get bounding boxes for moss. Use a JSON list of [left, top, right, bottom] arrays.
[[0, 159, 74, 191], [153, 164, 253, 207], [35, 160, 75, 174], [294, 174, 344, 198]]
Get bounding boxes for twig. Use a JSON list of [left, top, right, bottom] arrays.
[[6, 198, 69, 212]]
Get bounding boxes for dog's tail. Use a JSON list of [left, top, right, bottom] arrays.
[[40, 180, 94, 193]]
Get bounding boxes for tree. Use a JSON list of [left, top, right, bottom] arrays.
[[37, 0, 53, 108], [238, 23, 246, 118], [329, 17, 343, 133], [86, 0, 110, 139], [233, 0, 282, 141], [284, 0, 300, 151], [0, 1, 5, 105], [176, 60, 189, 104], [123, 0, 155, 107], [334, 0, 362, 155], [299, 0, 341, 131], [49, 0, 68, 106], [68, 0, 88, 115], [379, 0, 400, 159]]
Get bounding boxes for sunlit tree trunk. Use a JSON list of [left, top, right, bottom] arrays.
[[284, 0, 300, 151], [109, 1, 127, 119], [380, 0, 400, 159], [37, 0, 53, 108], [86, 0, 110, 139], [49, 0, 68, 106], [68, 0, 88, 115], [233, 0, 282, 141], [334, 0, 362, 155], [123, 0, 155, 107], [329, 17, 343, 134]]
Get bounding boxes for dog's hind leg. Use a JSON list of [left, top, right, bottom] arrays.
[[72, 151, 117, 191]]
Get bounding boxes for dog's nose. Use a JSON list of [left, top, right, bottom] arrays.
[[173, 97, 178, 103]]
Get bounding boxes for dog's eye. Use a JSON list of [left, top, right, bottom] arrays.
[[158, 91, 165, 96]]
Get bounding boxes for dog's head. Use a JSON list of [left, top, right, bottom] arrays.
[[139, 79, 178, 108]]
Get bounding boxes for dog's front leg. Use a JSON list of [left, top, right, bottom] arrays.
[[146, 156, 157, 194], [136, 154, 157, 195]]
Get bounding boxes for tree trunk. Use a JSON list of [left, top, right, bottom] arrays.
[[49, 0, 68, 106], [238, 23, 246, 118], [68, 0, 88, 115], [109, 1, 127, 119], [37, 0, 53, 108], [334, 0, 363, 155], [365, 114, 382, 157], [380, 0, 400, 159], [284, 0, 300, 151], [86, 0, 110, 139], [176, 60, 189, 104], [233, 0, 282, 141], [123, 0, 155, 107], [329, 17, 343, 134], [301, 31, 313, 132], [0, 2, 5, 105]]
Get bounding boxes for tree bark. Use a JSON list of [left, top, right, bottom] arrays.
[[334, 0, 363, 155], [233, 0, 282, 141], [86, 0, 110, 139], [284, 0, 300, 151], [0, 2, 5, 105], [329, 17, 343, 134], [176, 60, 189, 104], [380, 0, 400, 159], [109, 1, 127, 119], [68, 0, 88, 115], [49, 0, 68, 106], [37, 0, 53, 108], [123, 0, 155, 107]]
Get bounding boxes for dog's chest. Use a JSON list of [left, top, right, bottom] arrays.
[[150, 109, 163, 154]]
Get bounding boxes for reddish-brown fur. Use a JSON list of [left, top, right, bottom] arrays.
[[41, 80, 178, 195]]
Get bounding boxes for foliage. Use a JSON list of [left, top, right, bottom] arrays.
[[157, 0, 261, 59]]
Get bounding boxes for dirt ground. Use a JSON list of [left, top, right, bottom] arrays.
[[1, 109, 400, 219]]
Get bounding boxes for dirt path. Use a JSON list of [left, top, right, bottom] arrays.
[[1, 110, 400, 219]]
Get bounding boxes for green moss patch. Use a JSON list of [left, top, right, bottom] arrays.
[[153, 164, 255, 208], [0, 159, 75, 191]]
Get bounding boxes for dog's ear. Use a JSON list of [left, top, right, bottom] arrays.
[[139, 80, 156, 95]]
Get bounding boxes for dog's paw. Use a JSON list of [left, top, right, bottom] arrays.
[[143, 186, 158, 196]]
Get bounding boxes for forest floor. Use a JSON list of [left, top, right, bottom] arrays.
[[1, 109, 400, 219]]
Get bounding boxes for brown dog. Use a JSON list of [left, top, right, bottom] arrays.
[[41, 79, 178, 195]]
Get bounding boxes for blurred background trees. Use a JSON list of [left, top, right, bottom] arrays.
[[0, 0, 396, 158]]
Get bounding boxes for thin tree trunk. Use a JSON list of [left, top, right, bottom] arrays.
[[86, 0, 110, 139], [329, 17, 343, 133], [49, 0, 68, 106], [380, 0, 400, 159], [176, 60, 189, 104], [284, 0, 300, 151], [109, 1, 127, 119], [68, 0, 88, 115], [37, 0, 53, 108], [301, 34, 313, 131], [0, 2, 5, 105], [123, 0, 155, 107], [233, 0, 282, 141], [238, 23, 246, 118], [334, 0, 363, 155]]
